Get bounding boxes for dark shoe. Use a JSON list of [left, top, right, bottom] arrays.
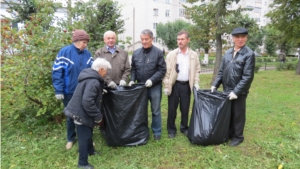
[[168, 133, 175, 139], [89, 151, 101, 156], [182, 131, 188, 136], [154, 135, 161, 140], [229, 140, 243, 147], [78, 164, 94, 169]]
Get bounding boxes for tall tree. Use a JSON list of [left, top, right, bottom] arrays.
[[186, 0, 243, 84], [156, 19, 191, 50], [71, 0, 125, 54], [266, 0, 300, 74], [4, 0, 37, 23]]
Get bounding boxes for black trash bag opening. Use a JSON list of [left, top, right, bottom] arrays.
[[187, 89, 231, 146], [102, 84, 149, 146]]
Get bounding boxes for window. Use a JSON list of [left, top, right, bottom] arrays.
[[180, 0, 186, 2], [153, 23, 158, 29], [179, 8, 185, 17], [246, 6, 254, 11], [165, 10, 170, 17], [153, 37, 157, 43], [255, 0, 262, 3], [255, 18, 260, 22], [153, 8, 159, 16], [166, 0, 170, 3], [265, 1, 267, 6], [254, 7, 261, 13]]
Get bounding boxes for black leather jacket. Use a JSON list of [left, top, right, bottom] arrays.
[[212, 45, 255, 95], [64, 68, 103, 128], [131, 45, 166, 86]]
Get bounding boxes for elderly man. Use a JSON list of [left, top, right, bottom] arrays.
[[94, 31, 131, 88], [211, 28, 255, 147], [129, 29, 166, 140], [163, 31, 201, 139], [52, 30, 93, 150]]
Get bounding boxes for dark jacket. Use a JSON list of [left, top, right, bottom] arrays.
[[52, 44, 93, 95], [94, 46, 131, 84], [131, 45, 166, 86], [212, 45, 255, 96], [64, 68, 104, 128]]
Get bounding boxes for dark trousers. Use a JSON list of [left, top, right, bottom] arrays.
[[63, 95, 76, 142], [76, 124, 94, 166], [229, 94, 247, 142], [167, 81, 191, 134]]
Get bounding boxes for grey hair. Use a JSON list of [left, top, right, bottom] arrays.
[[103, 30, 116, 39], [92, 58, 112, 71], [140, 29, 153, 38]]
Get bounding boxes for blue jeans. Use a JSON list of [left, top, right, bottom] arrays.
[[147, 83, 162, 136], [63, 94, 76, 142]]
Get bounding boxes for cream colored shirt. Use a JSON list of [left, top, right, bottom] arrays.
[[233, 48, 240, 58], [176, 49, 189, 81]]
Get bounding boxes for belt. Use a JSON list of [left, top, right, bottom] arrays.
[[176, 80, 189, 84]]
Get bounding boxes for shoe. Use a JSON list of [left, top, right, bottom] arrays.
[[154, 135, 161, 140], [181, 131, 188, 136], [66, 142, 73, 150], [229, 140, 243, 147], [168, 133, 175, 139], [89, 151, 101, 156], [78, 163, 94, 169]]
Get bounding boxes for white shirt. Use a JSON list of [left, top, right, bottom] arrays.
[[176, 49, 189, 81]]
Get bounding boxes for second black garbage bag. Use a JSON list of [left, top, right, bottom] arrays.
[[102, 84, 149, 146], [188, 89, 231, 146]]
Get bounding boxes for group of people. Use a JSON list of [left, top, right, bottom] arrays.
[[52, 27, 255, 169]]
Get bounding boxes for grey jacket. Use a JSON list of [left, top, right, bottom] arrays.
[[94, 46, 131, 84], [212, 45, 255, 96]]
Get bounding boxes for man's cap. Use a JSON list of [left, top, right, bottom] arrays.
[[72, 30, 90, 42], [231, 28, 248, 36]]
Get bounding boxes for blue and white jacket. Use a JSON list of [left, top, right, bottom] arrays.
[[52, 44, 93, 95]]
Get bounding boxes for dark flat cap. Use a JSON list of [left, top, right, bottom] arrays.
[[231, 28, 248, 35]]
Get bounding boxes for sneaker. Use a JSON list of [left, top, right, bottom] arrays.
[[78, 164, 94, 169], [66, 142, 73, 150], [154, 135, 161, 140]]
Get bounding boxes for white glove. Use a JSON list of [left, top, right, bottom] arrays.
[[108, 81, 117, 89], [119, 80, 126, 86], [145, 80, 152, 87], [211, 86, 216, 93], [128, 81, 135, 86], [55, 94, 64, 100], [228, 92, 238, 100], [194, 84, 200, 91], [102, 89, 107, 95], [164, 89, 170, 96]]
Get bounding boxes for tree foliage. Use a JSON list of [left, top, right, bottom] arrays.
[[266, 0, 300, 74], [1, 0, 70, 119], [4, 0, 37, 23], [156, 19, 191, 50], [71, 0, 125, 54]]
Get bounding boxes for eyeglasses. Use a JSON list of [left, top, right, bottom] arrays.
[[175, 64, 179, 73]]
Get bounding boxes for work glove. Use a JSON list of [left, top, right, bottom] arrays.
[[128, 81, 135, 86], [211, 86, 216, 93], [119, 80, 126, 86], [228, 92, 238, 100], [145, 80, 152, 87], [55, 94, 64, 100], [194, 84, 200, 91], [102, 89, 107, 95], [164, 89, 170, 96], [108, 81, 117, 89]]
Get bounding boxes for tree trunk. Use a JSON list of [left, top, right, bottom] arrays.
[[210, 33, 223, 85], [296, 45, 300, 75]]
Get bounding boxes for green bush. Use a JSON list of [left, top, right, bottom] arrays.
[[254, 63, 262, 73], [276, 61, 298, 71]]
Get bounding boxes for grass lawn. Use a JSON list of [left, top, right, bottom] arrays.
[[1, 70, 300, 169]]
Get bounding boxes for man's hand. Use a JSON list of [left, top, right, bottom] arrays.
[[228, 92, 238, 100], [164, 89, 170, 96], [128, 81, 135, 86], [94, 119, 102, 123], [55, 94, 64, 100], [102, 89, 107, 95], [194, 84, 200, 91], [145, 80, 152, 87], [119, 80, 126, 86], [211, 86, 216, 93], [108, 81, 117, 89]]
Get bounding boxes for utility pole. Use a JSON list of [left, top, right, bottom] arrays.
[[67, 0, 72, 26], [133, 6, 135, 51]]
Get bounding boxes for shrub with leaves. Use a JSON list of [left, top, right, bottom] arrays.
[[1, 0, 71, 119], [254, 63, 262, 73]]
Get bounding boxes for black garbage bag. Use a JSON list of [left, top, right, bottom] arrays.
[[188, 89, 231, 145], [102, 84, 149, 146]]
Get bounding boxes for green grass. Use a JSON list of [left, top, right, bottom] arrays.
[[1, 70, 300, 169]]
